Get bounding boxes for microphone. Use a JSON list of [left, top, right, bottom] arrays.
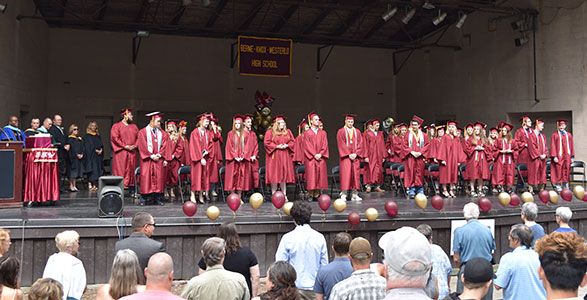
[[0, 127, 13, 141]]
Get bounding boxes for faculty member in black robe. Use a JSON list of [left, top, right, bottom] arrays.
[[67, 124, 84, 192], [84, 121, 103, 191]]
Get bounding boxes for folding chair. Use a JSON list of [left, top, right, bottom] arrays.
[[570, 161, 587, 188], [383, 161, 394, 189], [427, 164, 440, 195], [258, 166, 268, 197], [516, 163, 528, 190], [218, 166, 226, 202], [457, 164, 467, 195], [294, 164, 307, 200], [177, 165, 191, 203], [390, 163, 401, 191], [396, 164, 407, 197], [134, 167, 141, 204], [330, 166, 340, 198]]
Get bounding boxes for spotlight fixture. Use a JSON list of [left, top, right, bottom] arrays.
[[455, 12, 468, 29], [0, 3, 6, 14], [422, 1, 435, 10], [511, 19, 525, 30], [136, 30, 150, 38], [432, 10, 447, 26], [401, 7, 416, 24], [514, 35, 529, 47], [382, 5, 398, 22]]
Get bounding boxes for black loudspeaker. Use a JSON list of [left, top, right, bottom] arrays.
[[98, 176, 124, 217]]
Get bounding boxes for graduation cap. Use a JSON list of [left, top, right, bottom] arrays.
[[535, 118, 544, 126], [474, 122, 486, 129], [318, 118, 324, 125], [344, 114, 357, 121], [502, 122, 514, 131], [146, 111, 164, 120], [398, 123, 407, 129], [465, 123, 474, 129], [364, 119, 373, 131], [489, 127, 498, 133], [233, 114, 244, 121], [298, 118, 308, 135], [165, 119, 179, 128], [371, 118, 381, 125], [557, 119, 568, 126], [119, 108, 132, 116], [436, 125, 446, 131], [411, 115, 424, 125], [195, 113, 210, 121], [429, 123, 436, 128], [178, 120, 188, 128], [244, 114, 254, 121], [307, 111, 319, 121], [520, 115, 531, 123], [457, 127, 463, 133], [272, 115, 286, 122], [446, 120, 459, 127]]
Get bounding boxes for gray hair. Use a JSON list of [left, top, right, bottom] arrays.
[[510, 224, 534, 248], [202, 237, 225, 267], [416, 224, 433, 242], [463, 203, 480, 219], [521, 202, 538, 221], [556, 207, 573, 223], [55, 230, 79, 252], [386, 262, 429, 288]]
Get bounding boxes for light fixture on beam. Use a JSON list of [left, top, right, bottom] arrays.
[[382, 5, 397, 22], [432, 10, 447, 26], [422, 1, 435, 10], [455, 12, 468, 29], [136, 30, 150, 38], [401, 7, 416, 24], [0, 4, 7, 14], [514, 35, 529, 47], [511, 19, 525, 30]]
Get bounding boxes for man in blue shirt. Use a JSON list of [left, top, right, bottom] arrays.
[[417, 224, 452, 299], [495, 224, 546, 300], [314, 232, 353, 300], [554, 206, 578, 234], [276, 201, 328, 300], [521, 202, 545, 246], [452, 202, 495, 300]]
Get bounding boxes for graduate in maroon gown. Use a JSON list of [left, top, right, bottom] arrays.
[[110, 108, 139, 194], [189, 114, 213, 203], [402, 116, 429, 198], [225, 115, 251, 196], [336, 114, 364, 201], [164, 120, 183, 201], [527, 119, 548, 193], [264, 115, 295, 199], [386, 125, 399, 163], [364, 119, 386, 193], [304, 112, 329, 201], [362, 120, 373, 188], [492, 122, 519, 192], [487, 127, 499, 193], [436, 121, 463, 198], [550, 119, 574, 191], [244, 114, 260, 191], [177, 121, 190, 194], [515, 115, 533, 189], [137, 112, 168, 205], [464, 122, 491, 197], [293, 119, 309, 165], [207, 115, 223, 197]]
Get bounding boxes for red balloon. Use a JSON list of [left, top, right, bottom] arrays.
[[318, 194, 332, 211], [227, 193, 241, 212], [385, 200, 398, 217], [583, 194, 587, 202], [510, 193, 520, 206], [348, 212, 360, 226], [478, 197, 491, 212], [561, 188, 573, 202], [271, 191, 286, 209], [538, 190, 550, 204], [431, 195, 443, 210], [182, 201, 197, 217]]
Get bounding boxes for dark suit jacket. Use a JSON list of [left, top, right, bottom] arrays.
[[114, 232, 165, 279]]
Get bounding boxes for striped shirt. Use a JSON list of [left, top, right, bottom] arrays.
[[329, 269, 386, 300]]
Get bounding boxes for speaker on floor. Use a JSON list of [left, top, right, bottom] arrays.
[[98, 176, 124, 218]]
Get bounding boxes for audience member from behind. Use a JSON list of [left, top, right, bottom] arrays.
[[534, 232, 587, 300], [314, 232, 353, 300], [521, 202, 545, 246], [197, 222, 260, 297], [443, 258, 493, 300], [0, 228, 11, 257], [254, 261, 300, 300], [329, 237, 386, 300], [380, 226, 432, 300], [182, 237, 250, 300], [452, 203, 495, 300], [42, 230, 86, 300], [27, 278, 63, 300], [0, 256, 23, 300], [119, 253, 183, 300], [554, 207, 577, 234], [417, 224, 453, 299], [276, 201, 328, 300], [96, 249, 145, 300], [494, 224, 546, 300], [115, 212, 165, 281]]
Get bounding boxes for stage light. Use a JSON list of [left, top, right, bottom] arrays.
[[401, 7, 416, 24], [456, 12, 467, 29], [201, 0, 210, 6], [136, 30, 150, 38], [511, 19, 525, 30], [514, 36, 528, 47], [0, 4, 7, 14], [432, 10, 447, 26], [382, 6, 397, 22], [422, 1, 435, 10]]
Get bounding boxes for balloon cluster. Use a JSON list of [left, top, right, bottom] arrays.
[[252, 90, 275, 141]]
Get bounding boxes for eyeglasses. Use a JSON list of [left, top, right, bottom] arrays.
[[147, 223, 156, 227], [73, 128, 79, 131]]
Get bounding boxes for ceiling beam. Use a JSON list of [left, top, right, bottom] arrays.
[[96, 0, 109, 20], [303, 8, 331, 35], [331, 0, 374, 37], [58, 0, 68, 17], [206, 0, 228, 27], [363, 18, 385, 40], [135, 0, 149, 23], [169, 6, 187, 25], [271, 4, 298, 33], [238, 1, 265, 30]]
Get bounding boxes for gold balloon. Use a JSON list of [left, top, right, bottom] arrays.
[[262, 107, 271, 116], [258, 133, 264, 140], [498, 192, 511, 207], [249, 192, 264, 211], [414, 194, 428, 210], [261, 120, 269, 128], [283, 202, 294, 216], [521, 192, 534, 203], [333, 198, 346, 213], [264, 115, 272, 122], [549, 190, 559, 204], [365, 208, 378, 221], [573, 186, 585, 200], [206, 206, 220, 220]]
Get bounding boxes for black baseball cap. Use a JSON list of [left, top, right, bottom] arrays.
[[463, 257, 495, 283]]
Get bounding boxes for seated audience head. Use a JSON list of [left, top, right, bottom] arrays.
[[521, 202, 539, 222], [201, 237, 225, 268], [109, 249, 144, 299], [509, 224, 533, 249], [349, 237, 373, 268], [217, 222, 242, 255], [463, 203, 480, 220], [461, 257, 494, 295], [264, 261, 299, 300], [332, 232, 352, 256], [0, 256, 20, 289], [535, 232, 587, 297], [555, 207, 572, 225], [416, 224, 433, 243], [27, 278, 63, 300], [131, 212, 155, 236], [145, 252, 174, 289], [0, 228, 11, 256], [55, 230, 80, 255], [379, 227, 431, 289], [290, 201, 312, 226]]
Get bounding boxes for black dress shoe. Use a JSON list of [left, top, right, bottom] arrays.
[[26, 201, 33, 208]]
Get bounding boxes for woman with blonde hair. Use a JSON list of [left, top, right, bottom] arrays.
[[42, 230, 86, 300], [96, 249, 145, 300], [27, 278, 63, 300], [0, 228, 11, 257], [164, 120, 183, 200], [67, 124, 84, 192], [224, 115, 251, 197], [492, 122, 520, 193], [264, 115, 295, 199], [84, 121, 103, 191], [464, 122, 491, 197]]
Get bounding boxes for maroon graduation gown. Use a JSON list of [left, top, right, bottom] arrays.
[[365, 130, 386, 185], [492, 138, 520, 186], [337, 127, 363, 191], [247, 130, 260, 189], [401, 130, 429, 188], [110, 121, 139, 187], [436, 135, 464, 184], [264, 129, 295, 184], [225, 130, 252, 191], [528, 130, 548, 185], [137, 126, 168, 194], [304, 128, 329, 190], [549, 131, 575, 183], [190, 127, 212, 191], [463, 138, 491, 180]]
